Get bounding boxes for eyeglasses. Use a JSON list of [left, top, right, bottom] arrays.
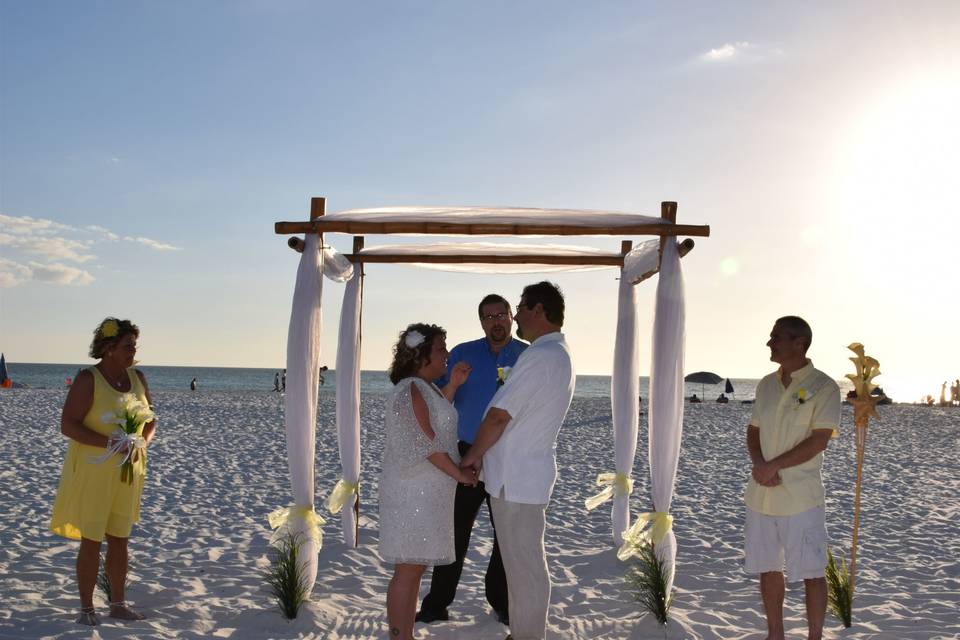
[[481, 312, 510, 322]]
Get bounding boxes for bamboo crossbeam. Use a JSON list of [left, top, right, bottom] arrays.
[[290, 238, 695, 272], [275, 219, 710, 238]]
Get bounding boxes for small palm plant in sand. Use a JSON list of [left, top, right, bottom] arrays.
[[624, 541, 673, 625], [617, 513, 675, 625], [96, 554, 130, 602], [826, 343, 882, 627], [266, 531, 310, 619]]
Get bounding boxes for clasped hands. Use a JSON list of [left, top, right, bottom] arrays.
[[458, 454, 482, 487], [751, 459, 781, 487]]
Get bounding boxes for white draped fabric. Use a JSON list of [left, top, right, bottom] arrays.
[[610, 273, 640, 544], [282, 233, 324, 594], [279, 209, 690, 596], [334, 270, 363, 546], [647, 240, 686, 593], [359, 242, 619, 274], [328, 206, 665, 231], [621, 239, 660, 284]]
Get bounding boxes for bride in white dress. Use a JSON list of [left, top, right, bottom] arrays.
[[379, 323, 475, 640]]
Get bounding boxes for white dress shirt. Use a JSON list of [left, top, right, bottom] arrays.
[[482, 332, 575, 504]]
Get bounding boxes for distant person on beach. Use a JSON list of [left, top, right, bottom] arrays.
[[274, 372, 281, 392], [379, 323, 475, 640], [716, 393, 729, 403], [745, 316, 840, 640], [282, 369, 286, 392], [190, 377, 198, 391], [953, 379, 959, 406], [319, 365, 328, 386], [417, 294, 527, 627], [461, 281, 575, 640], [689, 393, 701, 403], [50, 318, 156, 626]]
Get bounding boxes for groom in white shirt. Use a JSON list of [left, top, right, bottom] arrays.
[[461, 281, 575, 640]]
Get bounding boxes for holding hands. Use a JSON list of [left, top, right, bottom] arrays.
[[456, 465, 479, 487]]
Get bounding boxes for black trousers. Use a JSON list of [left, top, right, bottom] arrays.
[[420, 441, 508, 615]]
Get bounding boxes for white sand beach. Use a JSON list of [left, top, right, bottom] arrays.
[[0, 389, 957, 639]]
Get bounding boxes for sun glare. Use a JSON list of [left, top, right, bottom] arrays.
[[837, 70, 960, 283]]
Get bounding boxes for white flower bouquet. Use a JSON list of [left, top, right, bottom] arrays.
[[98, 393, 155, 484]]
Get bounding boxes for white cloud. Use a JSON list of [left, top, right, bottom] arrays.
[[705, 43, 740, 61], [0, 213, 178, 287], [125, 236, 181, 251], [0, 258, 94, 287], [0, 213, 74, 235], [28, 261, 95, 286], [700, 41, 777, 63], [0, 258, 32, 287], [86, 225, 120, 241], [0, 233, 96, 262]]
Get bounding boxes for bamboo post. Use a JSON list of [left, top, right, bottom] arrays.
[[352, 235, 365, 545], [658, 201, 678, 269], [849, 418, 869, 593]]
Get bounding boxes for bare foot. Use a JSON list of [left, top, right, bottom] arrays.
[[109, 602, 146, 620], [76, 608, 101, 626]]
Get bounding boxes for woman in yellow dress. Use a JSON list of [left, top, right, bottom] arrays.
[[49, 318, 156, 625]]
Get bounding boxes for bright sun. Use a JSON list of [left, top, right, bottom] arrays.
[[837, 70, 960, 284]]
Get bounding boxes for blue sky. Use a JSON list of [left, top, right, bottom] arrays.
[[2, 2, 958, 401]]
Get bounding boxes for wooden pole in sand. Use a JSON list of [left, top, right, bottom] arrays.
[[352, 235, 365, 545], [849, 416, 869, 594], [658, 201, 678, 267]]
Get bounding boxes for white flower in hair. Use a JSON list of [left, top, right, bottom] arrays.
[[405, 330, 426, 349]]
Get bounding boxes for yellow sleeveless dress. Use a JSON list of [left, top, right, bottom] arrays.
[[49, 367, 149, 541]]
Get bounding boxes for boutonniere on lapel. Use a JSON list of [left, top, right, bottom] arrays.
[[497, 366, 512, 387], [792, 388, 811, 408]]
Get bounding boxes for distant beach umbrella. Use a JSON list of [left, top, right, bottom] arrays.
[[684, 371, 722, 385], [0, 353, 9, 386], [684, 371, 723, 397], [725, 378, 735, 394]]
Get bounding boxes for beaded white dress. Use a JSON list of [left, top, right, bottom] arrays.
[[379, 377, 459, 566]]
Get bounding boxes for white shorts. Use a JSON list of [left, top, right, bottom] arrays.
[[744, 505, 828, 581]]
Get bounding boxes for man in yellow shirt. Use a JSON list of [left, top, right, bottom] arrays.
[[745, 316, 841, 640]]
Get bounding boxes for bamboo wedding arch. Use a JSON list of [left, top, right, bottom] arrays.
[[272, 196, 710, 594]]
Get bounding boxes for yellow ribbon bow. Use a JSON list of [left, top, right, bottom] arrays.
[[267, 504, 326, 549], [584, 472, 634, 511], [326, 478, 360, 515], [617, 511, 673, 561]]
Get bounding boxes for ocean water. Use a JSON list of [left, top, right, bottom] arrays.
[[2, 362, 764, 400]]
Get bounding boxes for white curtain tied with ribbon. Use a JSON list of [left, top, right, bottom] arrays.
[[606, 269, 640, 544], [332, 268, 362, 545], [643, 240, 686, 593], [274, 237, 352, 595]]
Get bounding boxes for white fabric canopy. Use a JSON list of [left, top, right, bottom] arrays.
[[280, 233, 324, 594], [279, 210, 691, 595], [326, 206, 665, 233], [647, 240, 686, 593], [358, 242, 621, 274], [610, 273, 640, 544], [621, 240, 660, 284], [334, 270, 362, 545]]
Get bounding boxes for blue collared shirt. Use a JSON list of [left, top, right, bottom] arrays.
[[436, 336, 528, 444]]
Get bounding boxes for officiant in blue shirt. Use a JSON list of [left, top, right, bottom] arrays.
[[417, 294, 527, 627]]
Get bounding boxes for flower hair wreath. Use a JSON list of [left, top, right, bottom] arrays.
[[100, 319, 120, 338], [405, 330, 426, 349]]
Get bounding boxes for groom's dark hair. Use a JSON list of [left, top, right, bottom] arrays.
[[522, 281, 565, 326]]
